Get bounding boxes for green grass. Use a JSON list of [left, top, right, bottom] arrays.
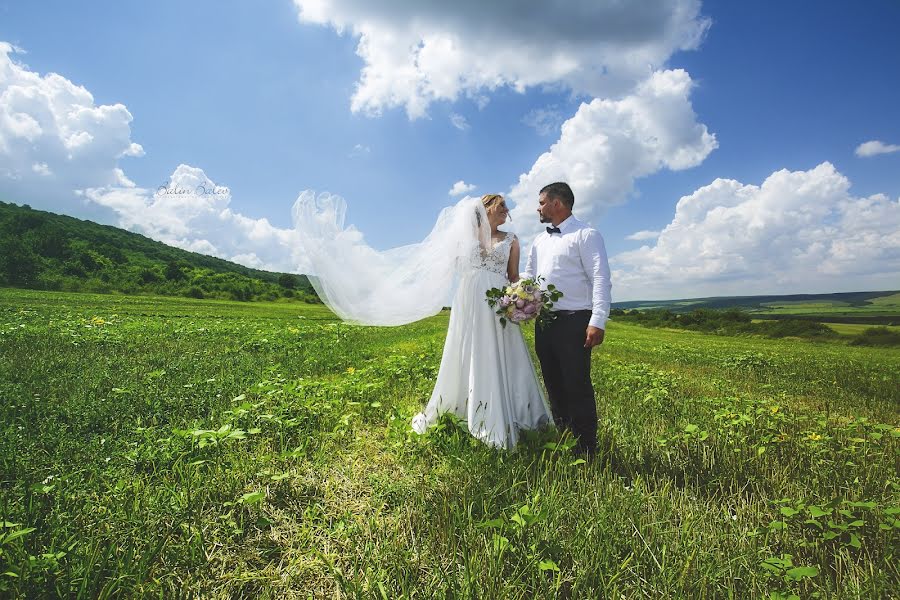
[[1, 289, 898, 598]]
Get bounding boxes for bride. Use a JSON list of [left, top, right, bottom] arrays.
[[411, 194, 551, 448], [292, 192, 551, 449]]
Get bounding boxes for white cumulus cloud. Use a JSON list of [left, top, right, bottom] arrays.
[[507, 69, 717, 242], [85, 164, 308, 273], [449, 180, 476, 196], [293, 0, 709, 118], [611, 162, 900, 300], [0, 41, 313, 275], [0, 42, 144, 212], [855, 140, 900, 157]]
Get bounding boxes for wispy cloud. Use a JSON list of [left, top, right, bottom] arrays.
[[626, 230, 661, 241], [855, 140, 900, 157], [449, 113, 469, 130], [522, 106, 565, 136], [349, 143, 371, 157]]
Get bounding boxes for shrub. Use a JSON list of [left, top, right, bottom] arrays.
[[278, 274, 299, 289], [850, 326, 900, 347], [753, 319, 837, 339], [165, 261, 186, 281], [139, 268, 161, 284]]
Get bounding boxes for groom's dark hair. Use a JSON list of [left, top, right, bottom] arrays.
[[540, 182, 574, 209]]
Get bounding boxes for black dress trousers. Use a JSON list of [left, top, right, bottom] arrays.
[[534, 310, 598, 454]]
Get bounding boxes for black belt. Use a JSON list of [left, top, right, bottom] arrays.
[[555, 309, 592, 316]]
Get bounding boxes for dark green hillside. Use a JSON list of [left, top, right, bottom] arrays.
[[0, 201, 318, 302]]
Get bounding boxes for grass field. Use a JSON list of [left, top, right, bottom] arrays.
[[1, 288, 898, 598]]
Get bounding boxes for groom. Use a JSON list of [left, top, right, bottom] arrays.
[[523, 182, 612, 458]]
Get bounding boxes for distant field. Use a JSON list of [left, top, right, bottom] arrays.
[[868, 292, 900, 307], [753, 302, 898, 316], [614, 290, 900, 325], [823, 322, 900, 335], [759, 300, 852, 309], [749, 319, 900, 336], [746, 293, 900, 324]]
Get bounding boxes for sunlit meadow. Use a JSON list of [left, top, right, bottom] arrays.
[[0, 288, 897, 598]]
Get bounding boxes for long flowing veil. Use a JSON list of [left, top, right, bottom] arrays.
[[291, 192, 491, 325]]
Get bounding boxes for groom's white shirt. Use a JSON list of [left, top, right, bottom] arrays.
[[522, 214, 612, 330]]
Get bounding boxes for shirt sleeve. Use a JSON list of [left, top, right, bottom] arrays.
[[521, 236, 538, 281], [578, 228, 612, 330]]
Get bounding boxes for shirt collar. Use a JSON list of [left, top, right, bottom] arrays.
[[557, 214, 577, 232]]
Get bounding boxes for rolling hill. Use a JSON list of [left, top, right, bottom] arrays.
[[0, 201, 318, 302]]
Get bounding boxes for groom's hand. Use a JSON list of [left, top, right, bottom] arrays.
[[584, 326, 605, 348]]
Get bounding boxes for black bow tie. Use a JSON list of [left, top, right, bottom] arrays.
[[546, 226, 561, 234]]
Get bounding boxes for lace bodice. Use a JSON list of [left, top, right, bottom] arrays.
[[472, 234, 514, 275]]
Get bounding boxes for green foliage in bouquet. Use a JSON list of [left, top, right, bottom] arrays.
[[485, 276, 563, 328]]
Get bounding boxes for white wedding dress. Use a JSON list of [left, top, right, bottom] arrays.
[[291, 192, 551, 449], [411, 234, 552, 449]]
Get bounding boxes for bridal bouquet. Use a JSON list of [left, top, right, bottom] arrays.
[[485, 276, 563, 327]]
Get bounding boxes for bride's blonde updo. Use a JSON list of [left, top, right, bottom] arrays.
[[481, 194, 504, 214]]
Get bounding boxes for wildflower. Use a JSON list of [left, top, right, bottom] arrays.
[[807, 433, 822, 441], [346, 367, 356, 374]]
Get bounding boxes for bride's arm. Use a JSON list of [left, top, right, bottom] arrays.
[[506, 236, 520, 282]]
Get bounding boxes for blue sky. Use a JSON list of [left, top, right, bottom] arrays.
[[1, 1, 898, 300]]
